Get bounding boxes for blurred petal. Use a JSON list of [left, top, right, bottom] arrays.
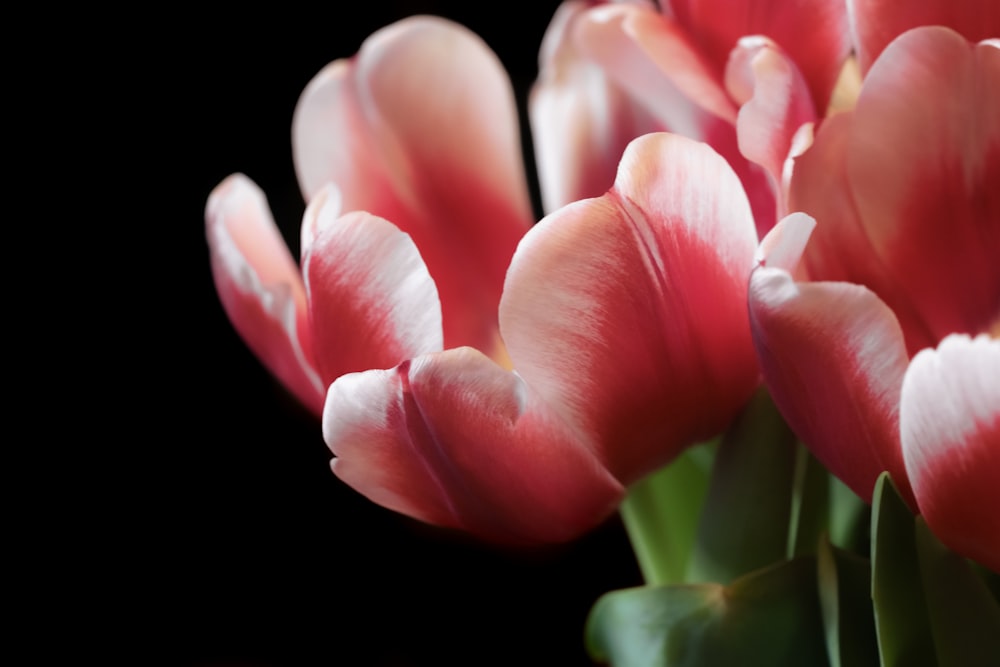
[[750, 216, 913, 505], [726, 36, 817, 217], [577, 3, 736, 128], [501, 133, 760, 484], [292, 16, 532, 355], [667, 0, 851, 111], [575, 3, 776, 233], [530, 1, 664, 213], [901, 334, 1000, 572], [848, 0, 1000, 73], [206, 174, 324, 415], [302, 186, 443, 387], [299, 181, 341, 260], [324, 347, 624, 544], [845, 29, 1000, 345]]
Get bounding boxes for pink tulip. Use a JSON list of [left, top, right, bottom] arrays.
[[750, 29, 999, 568], [530, 0, 851, 233], [206, 17, 534, 416], [750, 216, 999, 572], [750, 28, 999, 570], [789, 27, 1000, 356], [325, 132, 764, 543]]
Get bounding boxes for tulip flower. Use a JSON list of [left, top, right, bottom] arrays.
[[324, 131, 765, 543], [789, 27, 999, 355], [750, 216, 999, 573], [206, 17, 534, 417], [748, 28, 999, 571], [530, 0, 852, 233]]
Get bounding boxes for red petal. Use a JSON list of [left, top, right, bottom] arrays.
[[901, 334, 1000, 572], [576, 4, 737, 125], [790, 113, 940, 354], [848, 0, 1000, 73], [749, 227, 913, 504], [205, 174, 324, 415], [725, 36, 817, 218], [501, 133, 760, 484], [845, 29, 1000, 346], [530, 1, 665, 212], [302, 186, 443, 387], [574, 3, 777, 234], [666, 0, 851, 112], [324, 347, 624, 544], [292, 17, 532, 356]]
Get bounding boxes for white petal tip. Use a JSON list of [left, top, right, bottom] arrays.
[[755, 212, 817, 271], [301, 183, 345, 254], [206, 173, 261, 223]]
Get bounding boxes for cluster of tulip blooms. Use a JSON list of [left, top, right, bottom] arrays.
[[207, 1, 998, 664]]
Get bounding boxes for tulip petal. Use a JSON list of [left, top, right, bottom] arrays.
[[324, 347, 624, 544], [530, 1, 664, 213], [900, 334, 1000, 572], [755, 212, 816, 273], [848, 0, 1000, 73], [577, 3, 737, 127], [575, 3, 777, 235], [292, 16, 532, 356], [725, 36, 817, 217], [206, 174, 324, 415], [789, 113, 939, 354], [302, 186, 443, 387], [845, 29, 1000, 345], [667, 0, 851, 112], [501, 133, 760, 484], [749, 216, 913, 505]]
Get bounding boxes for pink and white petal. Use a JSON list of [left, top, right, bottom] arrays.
[[748, 260, 913, 506], [292, 59, 392, 212], [324, 365, 456, 530], [292, 16, 532, 356], [325, 347, 625, 544], [576, 4, 778, 234], [299, 182, 341, 261], [577, 3, 737, 129], [206, 174, 324, 415], [790, 112, 940, 354], [501, 133, 761, 484], [900, 334, 1000, 572], [303, 187, 443, 388], [666, 0, 851, 112], [846, 28, 1000, 344], [848, 0, 1000, 74], [725, 36, 817, 218], [755, 212, 817, 274], [530, 1, 665, 213]]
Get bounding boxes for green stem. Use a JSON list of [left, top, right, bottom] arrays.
[[619, 443, 714, 586]]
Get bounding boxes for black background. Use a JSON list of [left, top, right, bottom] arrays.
[[129, 3, 643, 665]]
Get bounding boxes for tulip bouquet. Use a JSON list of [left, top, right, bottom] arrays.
[[206, 0, 998, 664]]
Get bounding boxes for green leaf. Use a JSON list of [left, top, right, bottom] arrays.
[[788, 445, 830, 558], [914, 518, 1000, 667], [687, 388, 799, 584], [828, 473, 870, 554], [620, 442, 714, 585], [586, 556, 830, 667], [816, 535, 878, 667], [870, 472, 934, 667]]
